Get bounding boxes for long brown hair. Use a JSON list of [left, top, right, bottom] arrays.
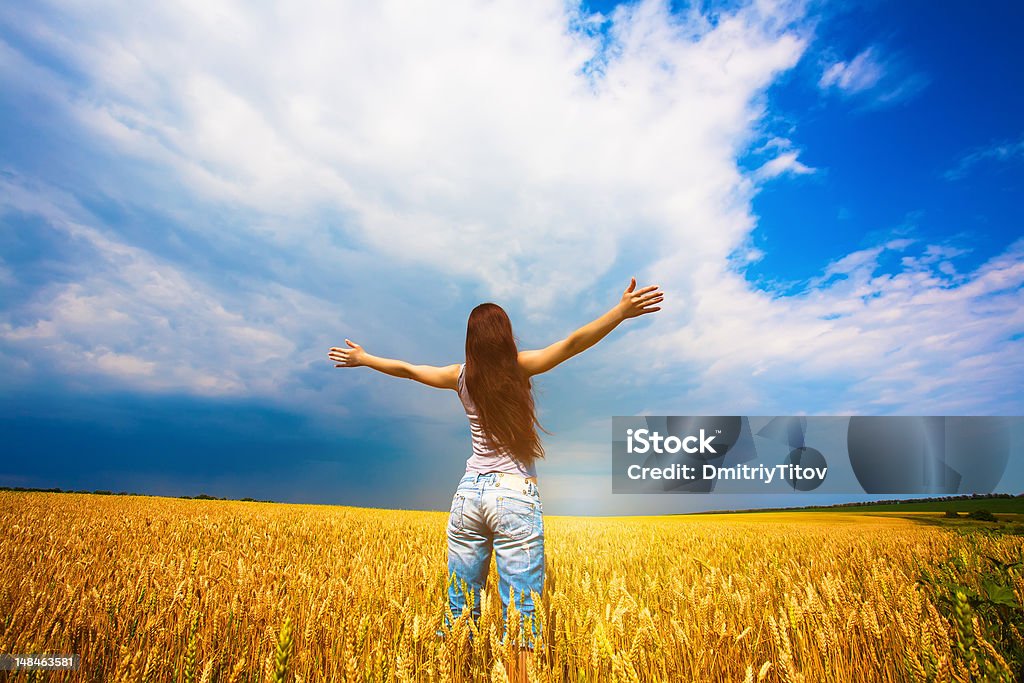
[[464, 303, 545, 468]]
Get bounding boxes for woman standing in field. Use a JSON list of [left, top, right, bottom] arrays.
[[328, 277, 662, 680]]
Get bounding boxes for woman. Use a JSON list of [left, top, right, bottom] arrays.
[[328, 277, 662, 677]]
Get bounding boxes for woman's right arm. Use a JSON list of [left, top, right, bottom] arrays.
[[518, 277, 663, 377]]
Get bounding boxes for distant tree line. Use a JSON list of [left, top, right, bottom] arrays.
[[812, 492, 1023, 507], [0, 485, 276, 504], [700, 492, 1024, 515]]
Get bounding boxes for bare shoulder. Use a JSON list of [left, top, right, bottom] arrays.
[[516, 348, 545, 378]]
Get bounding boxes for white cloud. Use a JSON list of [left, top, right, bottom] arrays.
[[753, 150, 816, 180], [0, 0, 808, 313], [0, 174, 332, 398], [819, 47, 884, 93], [0, 0, 1019, 423], [818, 45, 927, 107], [747, 135, 816, 182], [628, 237, 1024, 415], [944, 137, 1024, 181]]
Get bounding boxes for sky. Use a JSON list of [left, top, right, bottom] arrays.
[[1, 0, 1022, 515]]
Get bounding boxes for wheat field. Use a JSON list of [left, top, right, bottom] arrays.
[[2, 491, 1022, 682]]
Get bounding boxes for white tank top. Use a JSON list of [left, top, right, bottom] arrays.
[[457, 363, 538, 477]]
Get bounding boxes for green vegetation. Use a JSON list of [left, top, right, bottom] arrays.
[[704, 494, 1024, 515], [918, 546, 1024, 681], [0, 485, 277, 504], [799, 497, 1024, 514]]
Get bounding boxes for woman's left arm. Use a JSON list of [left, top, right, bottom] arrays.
[[329, 339, 460, 390]]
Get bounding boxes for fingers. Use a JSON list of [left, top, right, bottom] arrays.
[[328, 348, 355, 366], [329, 339, 361, 365], [625, 283, 659, 302], [634, 290, 662, 303], [635, 286, 664, 316], [632, 295, 663, 310]]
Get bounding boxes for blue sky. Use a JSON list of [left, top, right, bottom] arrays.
[[1, 0, 1022, 515]]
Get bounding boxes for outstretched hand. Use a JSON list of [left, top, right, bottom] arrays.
[[328, 339, 366, 367], [617, 277, 663, 319]]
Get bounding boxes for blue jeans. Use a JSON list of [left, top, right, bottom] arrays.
[[442, 472, 545, 647]]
